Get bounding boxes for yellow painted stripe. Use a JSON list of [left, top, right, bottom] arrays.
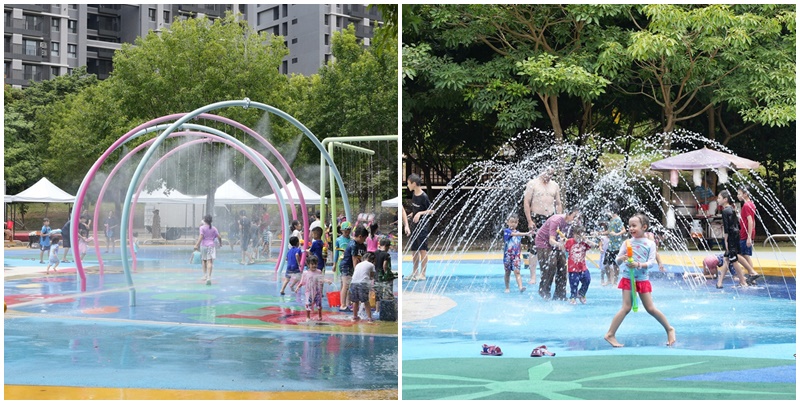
[[4, 385, 397, 400]]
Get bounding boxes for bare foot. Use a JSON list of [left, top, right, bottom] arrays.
[[666, 327, 676, 346], [504, 289, 510, 294], [528, 279, 536, 284], [605, 334, 624, 348]]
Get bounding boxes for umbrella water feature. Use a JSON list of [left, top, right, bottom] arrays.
[[402, 129, 795, 400]]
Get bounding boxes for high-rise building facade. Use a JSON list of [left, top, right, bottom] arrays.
[[248, 4, 381, 76], [4, 4, 382, 89]]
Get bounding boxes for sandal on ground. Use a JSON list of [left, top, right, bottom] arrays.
[[530, 345, 556, 357], [480, 344, 502, 356]]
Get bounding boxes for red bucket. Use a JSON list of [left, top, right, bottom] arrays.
[[327, 291, 341, 308]]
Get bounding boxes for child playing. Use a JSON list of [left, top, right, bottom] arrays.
[[194, 214, 222, 285], [46, 234, 61, 274], [597, 222, 610, 285], [349, 251, 376, 322], [605, 213, 675, 348], [308, 226, 325, 273], [374, 237, 395, 308], [565, 225, 597, 304], [261, 225, 273, 259], [339, 226, 368, 312], [366, 223, 380, 253], [297, 256, 332, 321], [716, 190, 750, 288], [39, 218, 52, 264], [280, 236, 303, 295], [604, 204, 625, 286], [334, 221, 352, 275], [503, 214, 530, 293]]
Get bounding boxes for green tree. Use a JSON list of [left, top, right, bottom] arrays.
[[4, 67, 98, 194], [101, 12, 290, 214], [305, 24, 398, 213]]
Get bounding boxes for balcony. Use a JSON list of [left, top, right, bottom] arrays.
[[343, 4, 380, 20]]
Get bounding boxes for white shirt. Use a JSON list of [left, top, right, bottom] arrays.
[[352, 261, 374, 284]]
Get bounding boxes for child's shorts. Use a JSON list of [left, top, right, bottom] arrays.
[[49, 256, 59, 265], [349, 282, 370, 303], [618, 278, 652, 294], [200, 246, 216, 261], [285, 268, 301, 279], [503, 256, 521, 272]]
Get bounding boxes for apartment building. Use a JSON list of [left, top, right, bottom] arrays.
[[4, 4, 382, 88]]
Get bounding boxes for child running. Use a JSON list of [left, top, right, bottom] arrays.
[[297, 256, 332, 322], [605, 213, 675, 347], [503, 214, 531, 293], [565, 225, 597, 304], [280, 236, 303, 295], [45, 234, 61, 274]]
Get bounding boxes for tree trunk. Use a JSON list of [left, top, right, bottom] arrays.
[[707, 107, 716, 141], [547, 95, 564, 146], [579, 101, 592, 136]]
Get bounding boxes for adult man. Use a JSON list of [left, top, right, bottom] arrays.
[[535, 208, 580, 301], [523, 166, 563, 284], [694, 174, 715, 207], [405, 173, 435, 281], [737, 185, 762, 285]]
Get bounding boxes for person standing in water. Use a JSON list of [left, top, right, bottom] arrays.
[[523, 166, 563, 285]]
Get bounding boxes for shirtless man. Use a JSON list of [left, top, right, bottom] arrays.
[[523, 167, 563, 284]]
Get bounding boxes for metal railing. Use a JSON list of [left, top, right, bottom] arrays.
[[763, 234, 796, 247]]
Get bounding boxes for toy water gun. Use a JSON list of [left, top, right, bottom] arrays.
[[627, 240, 638, 313]]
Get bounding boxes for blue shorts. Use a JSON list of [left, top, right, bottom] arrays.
[[739, 240, 753, 256]]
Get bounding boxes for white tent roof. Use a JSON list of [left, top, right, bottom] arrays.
[[381, 196, 400, 208], [4, 195, 15, 203], [136, 186, 197, 204], [11, 178, 75, 203], [261, 179, 321, 205], [214, 179, 261, 204]]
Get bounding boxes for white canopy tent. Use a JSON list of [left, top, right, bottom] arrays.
[[136, 186, 197, 204], [381, 196, 400, 208], [212, 179, 262, 204], [261, 179, 322, 205], [11, 177, 75, 203]]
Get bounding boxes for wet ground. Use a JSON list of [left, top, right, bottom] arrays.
[[4, 245, 399, 399]]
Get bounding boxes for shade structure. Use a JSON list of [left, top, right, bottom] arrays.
[[213, 179, 261, 204], [261, 179, 321, 205], [650, 147, 760, 172], [10, 177, 75, 203], [4, 195, 15, 203], [136, 186, 197, 204], [381, 196, 400, 208]]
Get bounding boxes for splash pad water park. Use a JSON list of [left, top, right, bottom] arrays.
[[401, 130, 795, 400], [4, 100, 398, 399]]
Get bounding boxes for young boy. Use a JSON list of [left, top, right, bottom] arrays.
[[339, 226, 368, 312], [334, 221, 352, 275], [565, 226, 597, 304], [39, 218, 52, 264], [349, 251, 376, 322], [297, 256, 332, 321], [374, 237, 395, 307], [503, 214, 531, 293], [46, 234, 61, 274], [604, 205, 625, 286], [716, 190, 749, 288], [280, 236, 303, 295], [309, 226, 325, 273]]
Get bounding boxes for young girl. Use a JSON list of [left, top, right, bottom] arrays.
[[194, 214, 222, 285], [605, 213, 675, 347], [46, 235, 62, 274], [565, 225, 596, 304], [366, 223, 380, 253], [716, 190, 749, 288], [503, 214, 530, 293], [297, 256, 332, 321]]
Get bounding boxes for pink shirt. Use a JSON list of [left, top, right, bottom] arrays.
[[366, 235, 380, 252], [199, 224, 220, 247], [534, 215, 568, 249]]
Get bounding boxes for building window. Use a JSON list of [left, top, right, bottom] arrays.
[[52, 18, 60, 32], [336, 17, 341, 28], [291, 57, 297, 64], [272, 26, 279, 36], [291, 38, 297, 44], [23, 39, 39, 56], [51, 66, 59, 77], [5, 11, 11, 27], [148, 8, 156, 22], [281, 60, 287, 74], [324, 34, 329, 45], [51, 42, 60, 57], [5, 62, 11, 79], [68, 44, 77, 58], [282, 4, 288, 18], [272, 7, 279, 20], [324, 15, 329, 26], [69, 5, 78, 10], [68, 19, 77, 33], [24, 14, 42, 31], [163, 11, 170, 23], [23, 64, 41, 81], [4, 36, 10, 52], [282, 22, 287, 36], [324, 54, 331, 64], [67, 67, 74, 74], [291, 18, 297, 25]]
